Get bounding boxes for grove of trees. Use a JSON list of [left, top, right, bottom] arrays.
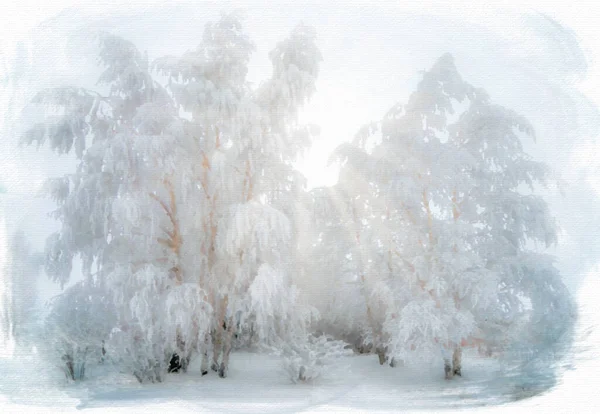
[[8, 12, 573, 383]]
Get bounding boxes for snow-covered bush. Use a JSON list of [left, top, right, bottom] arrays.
[[281, 334, 353, 383], [106, 322, 170, 384], [43, 281, 115, 381]]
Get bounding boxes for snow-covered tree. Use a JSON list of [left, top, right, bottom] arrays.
[[0, 228, 43, 351], [20, 8, 570, 386], [154, 14, 322, 377], [445, 57, 573, 360], [326, 53, 570, 379], [22, 31, 211, 382], [23, 12, 322, 381]]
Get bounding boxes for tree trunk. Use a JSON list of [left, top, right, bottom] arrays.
[[444, 357, 453, 379], [298, 365, 307, 382], [100, 340, 106, 364], [63, 353, 75, 381], [376, 346, 388, 365], [452, 347, 462, 376], [211, 326, 222, 373], [78, 362, 85, 381], [168, 352, 182, 373], [170, 333, 191, 373], [201, 332, 210, 375], [218, 317, 235, 378], [201, 351, 209, 376], [389, 357, 402, 367]]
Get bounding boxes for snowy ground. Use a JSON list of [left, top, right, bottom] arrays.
[[0, 349, 520, 413], [3, 275, 599, 414], [0, 330, 593, 414], [1, 269, 598, 413]]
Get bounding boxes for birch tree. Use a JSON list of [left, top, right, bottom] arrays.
[[155, 13, 322, 377], [328, 53, 570, 379], [23, 12, 322, 381]]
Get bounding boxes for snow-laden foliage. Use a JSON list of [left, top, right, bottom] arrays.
[[43, 281, 115, 381], [316, 53, 572, 373], [23, 12, 322, 382], [281, 334, 353, 383], [20, 12, 571, 385]]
